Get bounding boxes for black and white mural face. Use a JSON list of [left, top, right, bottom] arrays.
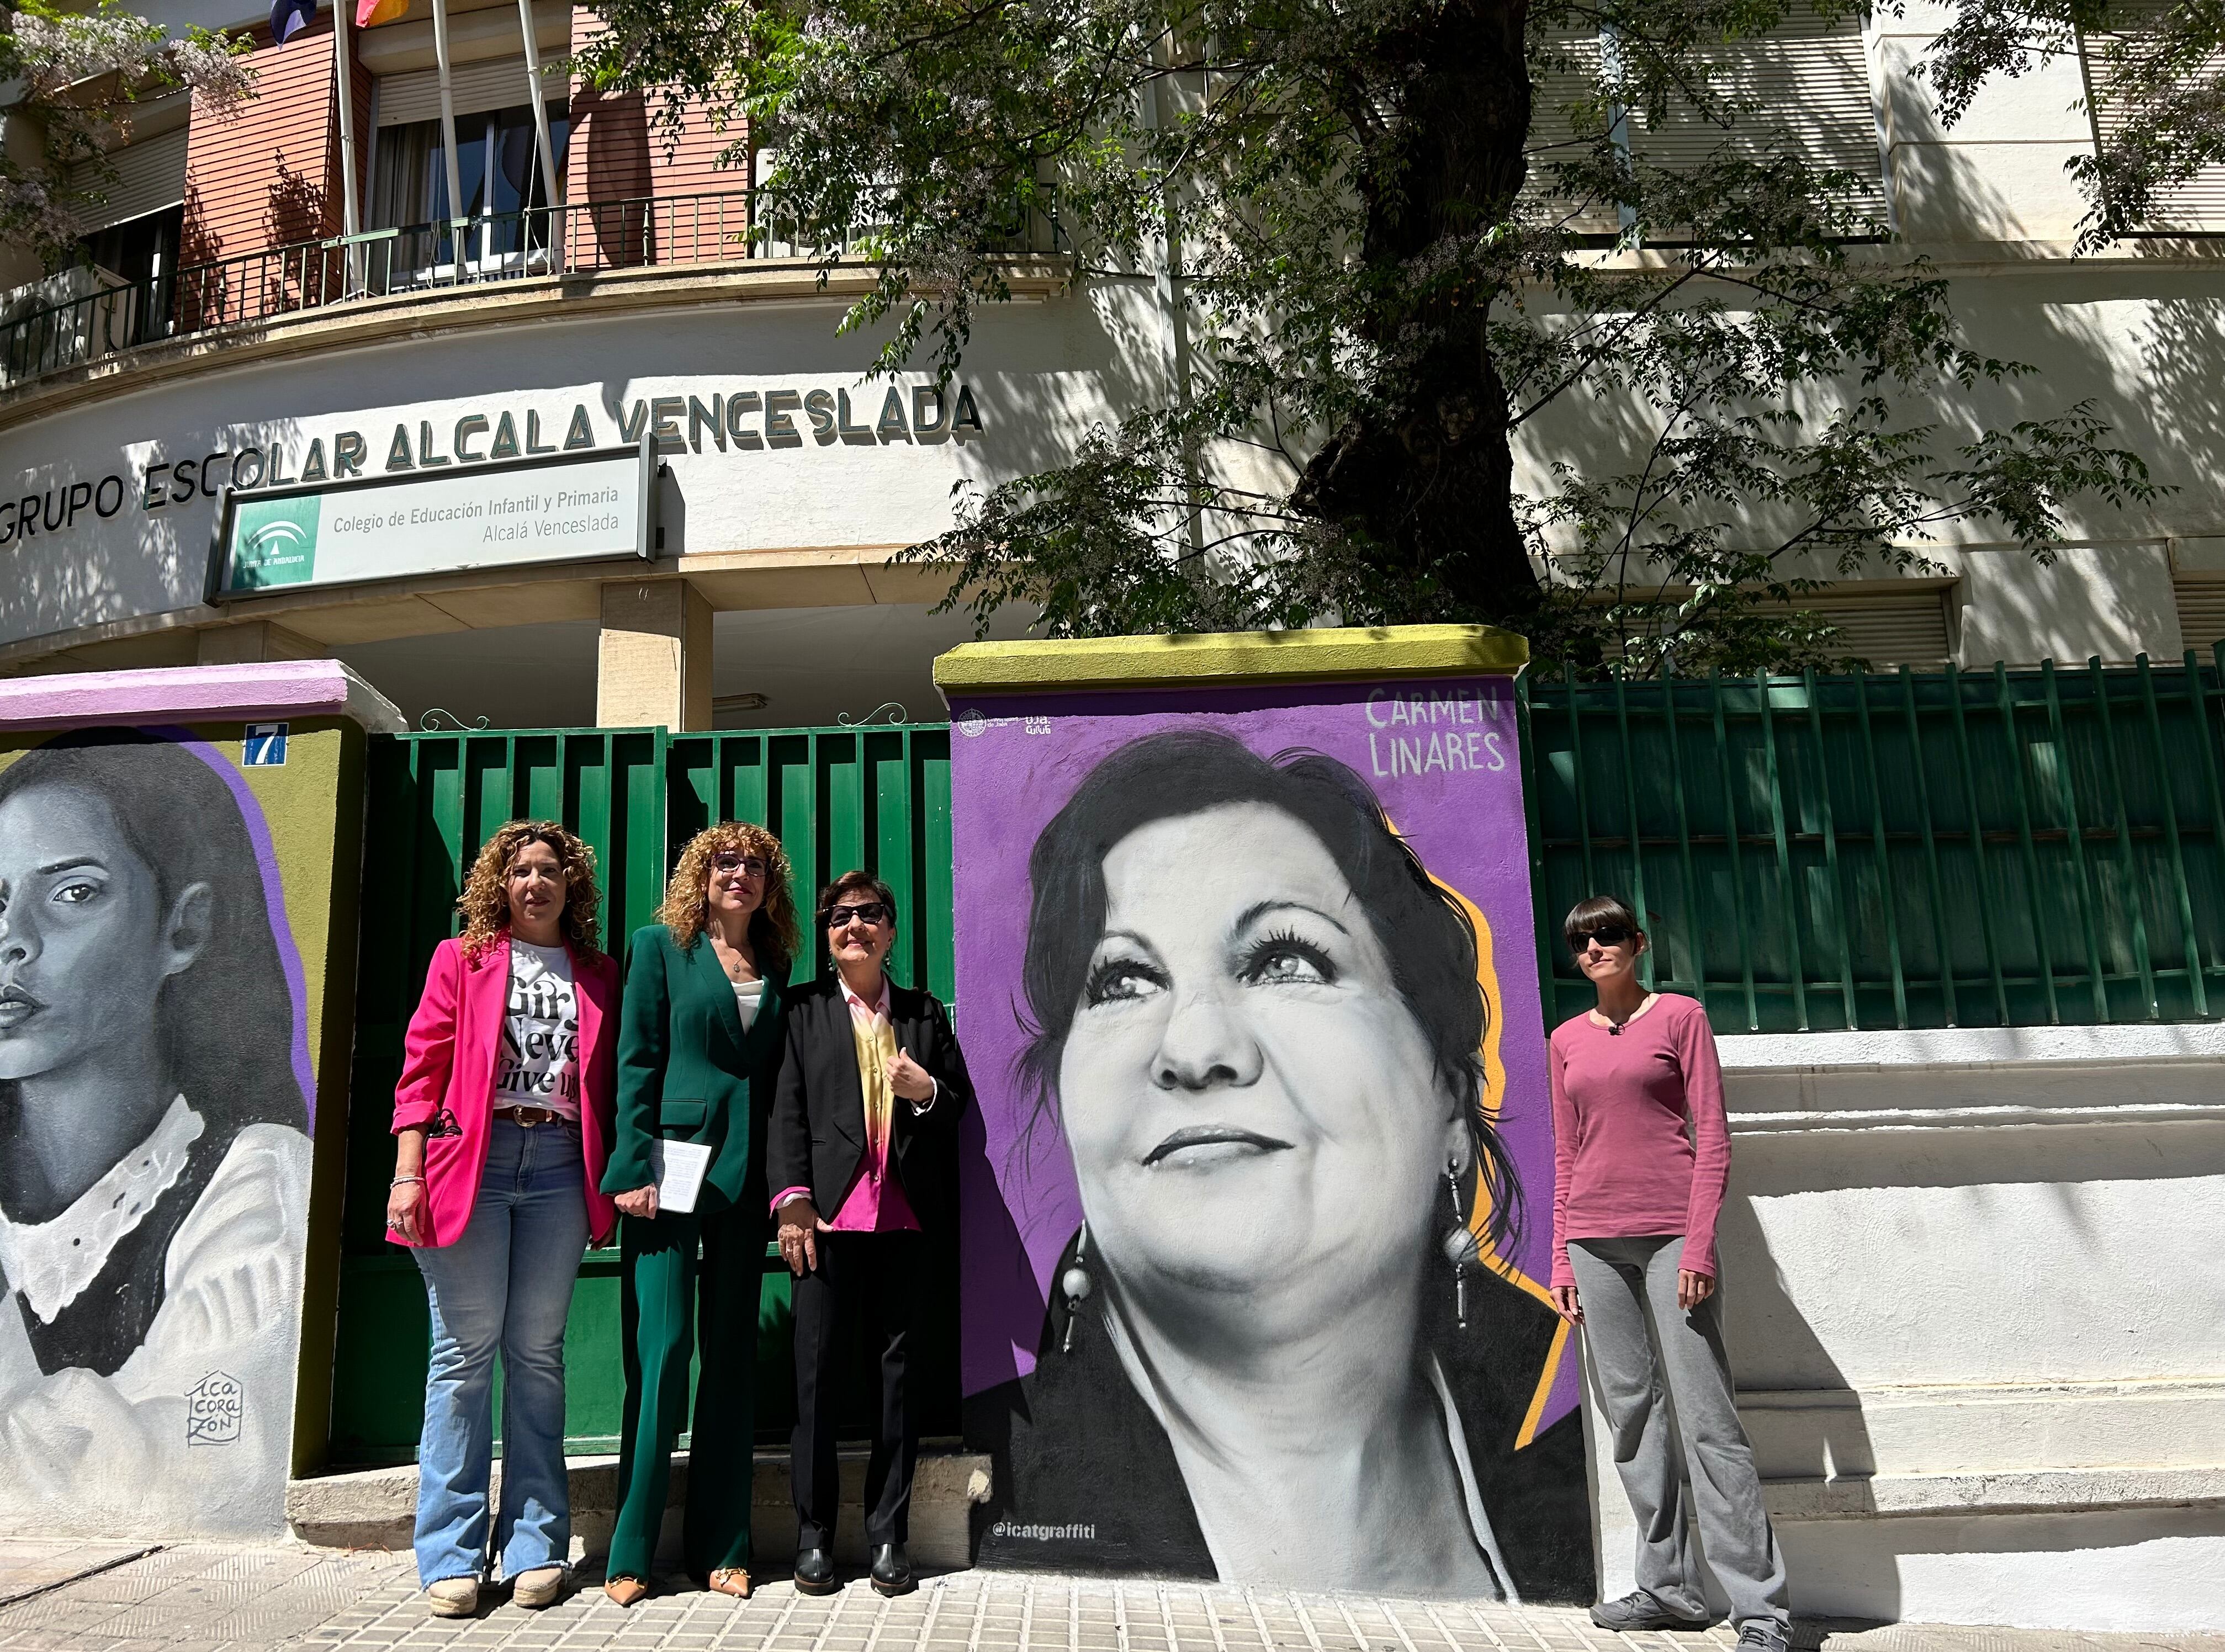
[[0, 731, 314, 1537], [956, 707, 1596, 1604]]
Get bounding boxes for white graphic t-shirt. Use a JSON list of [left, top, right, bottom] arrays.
[[492, 941, 580, 1119]]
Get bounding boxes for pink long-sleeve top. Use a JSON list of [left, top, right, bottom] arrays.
[[1548, 992, 1731, 1289]]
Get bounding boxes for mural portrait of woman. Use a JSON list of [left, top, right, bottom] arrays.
[[0, 729, 314, 1535], [961, 718, 1592, 1603]]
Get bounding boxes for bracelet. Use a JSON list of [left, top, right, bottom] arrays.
[[390, 1175, 425, 1187]]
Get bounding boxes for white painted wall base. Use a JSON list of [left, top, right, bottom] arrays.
[[1578, 1024, 2225, 1632]]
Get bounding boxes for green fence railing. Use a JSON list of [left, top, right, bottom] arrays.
[[1519, 652, 2225, 1035], [330, 722, 956, 1468]]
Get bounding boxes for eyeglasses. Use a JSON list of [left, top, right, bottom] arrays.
[[824, 901, 892, 931], [1570, 925, 1634, 952], [711, 853, 770, 877]]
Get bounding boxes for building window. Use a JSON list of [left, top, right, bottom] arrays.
[[82, 205, 183, 286], [371, 102, 570, 233]]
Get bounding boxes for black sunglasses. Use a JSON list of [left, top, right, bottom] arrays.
[[824, 901, 893, 930], [1570, 925, 1634, 952]]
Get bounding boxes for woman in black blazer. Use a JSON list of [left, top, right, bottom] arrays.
[[767, 870, 972, 1597], [600, 823, 798, 1605]]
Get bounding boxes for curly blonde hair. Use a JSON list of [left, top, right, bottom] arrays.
[[656, 821, 801, 963], [456, 820, 605, 962]]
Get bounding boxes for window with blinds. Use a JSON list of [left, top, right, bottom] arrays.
[[1794, 585, 1955, 667], [65, 125, 189, 233], [2079, 21, 2225, 232], [1526, 15, 1887, 235], [2176, 575, 2225, 651]]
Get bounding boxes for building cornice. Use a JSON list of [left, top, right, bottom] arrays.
[[0, 254, 1073, 434]]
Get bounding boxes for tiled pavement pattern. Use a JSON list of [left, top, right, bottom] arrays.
[[0, 1545, 2219, 1652]]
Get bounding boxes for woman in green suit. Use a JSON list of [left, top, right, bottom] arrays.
[[601, 822, 798, 1604]]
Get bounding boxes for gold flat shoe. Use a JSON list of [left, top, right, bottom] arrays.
[[707, 1568, 751, 1599], [603, 1575, 650, 1607]]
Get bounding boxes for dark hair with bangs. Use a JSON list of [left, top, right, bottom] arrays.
[[819, 870, 897, 926], [1018, 729, 1523, 1257], [1562, 894, 1644, 953]]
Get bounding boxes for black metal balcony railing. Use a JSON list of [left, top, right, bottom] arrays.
[[1, 184, 1065, 390]]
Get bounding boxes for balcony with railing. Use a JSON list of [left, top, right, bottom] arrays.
[[0, 185, 1066, 392]]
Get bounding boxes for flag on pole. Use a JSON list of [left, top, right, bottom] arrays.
[[270, 0, 317, 43], [357, 0, 406, 25]]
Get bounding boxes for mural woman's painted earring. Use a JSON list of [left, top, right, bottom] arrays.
[[1441, 1163, 1479, 1331], [1060, 1223, 1095, 1354]]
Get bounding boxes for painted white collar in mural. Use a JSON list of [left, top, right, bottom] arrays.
[[0, 1095, 202, 1322]]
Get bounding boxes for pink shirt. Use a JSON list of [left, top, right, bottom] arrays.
[[1548, 993, 1731, 1288], [770, 976, 934, 1233]]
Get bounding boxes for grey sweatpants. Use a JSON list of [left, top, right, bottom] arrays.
[[1568, 1235, 1790, 1630]]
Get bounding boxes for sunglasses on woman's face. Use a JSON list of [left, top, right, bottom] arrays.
[[712, 853, 769, 877], [1571, 925, 1633, 952], [824, 901, 892, 931]]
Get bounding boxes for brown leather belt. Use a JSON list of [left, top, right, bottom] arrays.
[[493, 1105, 565, 1127]]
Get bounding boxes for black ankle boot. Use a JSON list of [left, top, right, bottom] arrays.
[[793, 1547, 838, 1596], [868, 1543, 912, 1596]]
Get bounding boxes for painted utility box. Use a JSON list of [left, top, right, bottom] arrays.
[[0, 662, 399, 1539], [939, 626, 1593, 1603]]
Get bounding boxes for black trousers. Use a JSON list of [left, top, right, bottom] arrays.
[[789, 1229, 923, 1549]]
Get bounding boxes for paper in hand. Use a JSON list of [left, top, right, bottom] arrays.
[[650, 1139, 714, 1215]]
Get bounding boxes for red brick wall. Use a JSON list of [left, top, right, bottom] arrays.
[[182, 16, 363, 269], [565, 7, 746, 267]]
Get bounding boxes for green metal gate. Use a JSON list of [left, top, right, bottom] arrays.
[[1519, 654, 2225, 1034], [329, 723, 956, 1468]]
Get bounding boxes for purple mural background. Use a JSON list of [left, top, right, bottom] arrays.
[[949, 673, 1580, 1438]]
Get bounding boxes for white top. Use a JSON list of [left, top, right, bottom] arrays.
[[493, 941, 580, 1121], [0, 1095, 202, 1324], [0, 1117, 313, 1539], [734, 978, 765, 1032]]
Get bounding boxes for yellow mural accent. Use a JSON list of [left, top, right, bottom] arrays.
[[1434, 874, 1570, 1452]]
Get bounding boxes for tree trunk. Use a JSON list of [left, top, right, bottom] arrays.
[[1291, 0, 1539, 625]]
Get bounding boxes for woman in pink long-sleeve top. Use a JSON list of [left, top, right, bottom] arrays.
[[1548, 895, 1792, 1652]]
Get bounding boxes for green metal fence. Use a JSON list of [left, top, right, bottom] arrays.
[[1519, 652, 2225, 1034], [330, 723, 956, 1467]]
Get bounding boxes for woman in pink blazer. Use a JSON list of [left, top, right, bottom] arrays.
[[385, 820, 619, 1618]]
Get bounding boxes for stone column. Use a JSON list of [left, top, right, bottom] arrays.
[[597, 578, 712, 729]]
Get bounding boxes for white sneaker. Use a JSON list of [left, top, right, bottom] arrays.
[[426, 1577, 479, 1617], [511, 1566, 565, 1609]]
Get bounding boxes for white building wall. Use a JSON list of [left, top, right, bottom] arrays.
[[1581, 1024, 2225, 1630]]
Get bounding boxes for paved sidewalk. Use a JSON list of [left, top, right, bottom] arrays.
[[0, 1544, 2217, 1652]]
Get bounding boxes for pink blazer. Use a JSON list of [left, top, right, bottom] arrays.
[[390, 934, 621, 1248]]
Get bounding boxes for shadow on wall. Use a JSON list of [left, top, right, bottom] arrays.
[[1513, 119, 2223, 583], [1781, 1505, 2225, 1634], [264, 158, 327, 254], [574, 88, 654, 267], [1714, 1189, 1887, 1616]]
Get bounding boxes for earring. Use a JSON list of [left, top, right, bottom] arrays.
[[1440, 1162, 1478, 1331], [1060, 1223, 1095, 1354]]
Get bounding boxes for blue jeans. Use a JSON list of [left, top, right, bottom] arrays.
[[411, 1118, 589, 1585]]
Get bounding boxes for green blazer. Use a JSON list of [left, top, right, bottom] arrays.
[[601, 923, 789, 1214]]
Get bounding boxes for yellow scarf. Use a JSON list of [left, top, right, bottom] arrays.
[[849, 1008, 897, 1177]]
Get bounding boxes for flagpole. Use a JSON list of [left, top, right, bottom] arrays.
[[516, 0, 560, 216], [332, 0, 361, 242], [431, 0, 466, 268]]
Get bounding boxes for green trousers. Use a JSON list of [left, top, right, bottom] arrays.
[[606, 1200, 761, 1581]]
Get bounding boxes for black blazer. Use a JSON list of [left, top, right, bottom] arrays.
[[966, 1230, 1595, 1603], [766, 977, 973, 1234]]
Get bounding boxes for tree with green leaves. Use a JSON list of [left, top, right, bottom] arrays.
[[1, 1, 252, 271], [578, 0, 2165, 673], [1920, 0, 2225, 248]]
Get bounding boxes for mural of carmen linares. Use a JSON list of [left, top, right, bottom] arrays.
[[0, 732, 314, 1534], [968, 730, 1590, 1601]]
